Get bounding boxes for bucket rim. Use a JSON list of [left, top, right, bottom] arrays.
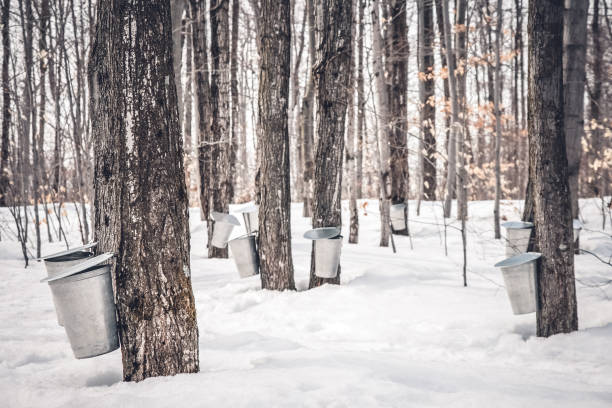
[[304, 227, 341, 240], [48, 264, 110, 285], [37, 242, 98, 261], [234, 202, 259, 214], [41, 252, 115, 283], [228, 233, 257, 243], [390, 203, 407, 210], [501, 221, 534, 230], [44, 251, 95, 263], [211, 211, 240, 226], [494, 252, 541, 268]]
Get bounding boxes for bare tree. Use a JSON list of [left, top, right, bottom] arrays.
[[256, 0, 295, 291], [528, 0, 578, 338], [419, 0, 436, 202], [309, 0, 352, 288], [0, 0, 9, 206], [90, 0, 199, 381]]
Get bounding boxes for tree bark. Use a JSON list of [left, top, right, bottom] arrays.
[[563, 0, 588, 253], [90, 0, 199, 381], [388, 0, 409, 234], [347, 0, 359, 244], [356, 0, 365, 199], [0, 0, 9, 207], [230, 0, 240, 199], [419, 0, 436, 201], [300, 0, 315, 218], [587, 0, 603, 199], [528, 0, 578, 338], [256, 0, 295, 291], [309, 0, 352, 288], [493, 0, 502, 239]]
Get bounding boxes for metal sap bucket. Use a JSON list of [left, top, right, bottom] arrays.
[[304, 227, 342, 279], [210, 212, 240, 248], [502, 221, 534, 257], [390, 203, 407, 231], [40, 242, 98, 326], [236, 202, 259, 234], [228, 234, 259, 278], [573, 219, 582, 243], [494, 252, 541, 315], [41, 253, 119, 359]]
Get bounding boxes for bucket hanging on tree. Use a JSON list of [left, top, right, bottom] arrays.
[[502, 221, 534, 256], [210, 212, 240, 248], [494, 252, 541, 315], [228, 233, 259, 278], [304, 227, 342, 279]]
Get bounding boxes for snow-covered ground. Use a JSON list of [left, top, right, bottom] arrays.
[[1, 198, 611, 407]]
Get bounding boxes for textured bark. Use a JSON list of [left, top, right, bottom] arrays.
[[587, 0, 603, 198], [230, 0, 239, 198], [256, 0, 295, 291], [309, 0, 352, 288], [528, 0, 578, 337], [208, 0, 232, 258], [441, 0, 459, 219], [300, 0, 315, 218], [419, 0, 436, 201], [455, 0, 468, 221], [563, 0, 588, 254], [493, 0, 502, 239], [189, 0, 212, 222], [347, 0, 359, 244], [90, 0, 199, 381], [171, 0, 185, 123], [371, 0, 391, 246], [183, 7, 194, 199], [356, 0, 365, 199], [388, 0, 409, 234], [39, 0, 53, 243], [434, 0, 451, 203], [0, 0, 9, 206]]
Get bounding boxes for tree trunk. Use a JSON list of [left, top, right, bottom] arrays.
[[256, 0, 295, 291], [90, 0, 199, 381], [229, 0, 239, 202], [356, 0, 365, 199], [347, 0, 359, 244], [441, 0, 459, 219], [183, 6, 194, 202], [455, 0, 468, 221], [309, 0, 352, 288], [419, 0, 436, 201], [189, 0, 212, 223], [171, 0, 185, 123], [528, 0, 578, 338], [371, 0, 391, 246], [563, 0, 588, 253], [587, 0, 603, 200], [300, 0, 315, 218], [493, 0, 502, 239], [388, 0, 409, 234], [0, 0, 9, 207], [208, 0, 232, 258]]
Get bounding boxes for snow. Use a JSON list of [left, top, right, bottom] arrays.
[[1, 198, 611, 407]]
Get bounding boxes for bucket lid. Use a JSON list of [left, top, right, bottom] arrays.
[[573, 219, 582, 230], [234, 202, 259, 214], [228, 233, 256, 243], [304, 227, 341, 240], [501, 221, 533, 230], [494, 252, 541, 268], [37, 242, 98, 261], [40, 252, 115, 283], [211, 211, 240, 226]]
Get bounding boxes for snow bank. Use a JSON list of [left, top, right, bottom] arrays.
[[1, 199, 611, 407]]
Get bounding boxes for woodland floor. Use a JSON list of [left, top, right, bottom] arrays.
[[1, 198, 611, 407]]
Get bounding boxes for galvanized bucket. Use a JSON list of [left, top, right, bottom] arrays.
[[236, 202, 259, 234], [210, 212, 240, 248], [228, 234, 259, 278], [45, 251, 94, 326], [502, 221, 534, 257], [390, 203, 407, 231], [41, 253, 119, 359], [573, 219, 582, 243], [494, 252, 541, 315], [40, 242, 98, 326], [304, 227, 342, 279]]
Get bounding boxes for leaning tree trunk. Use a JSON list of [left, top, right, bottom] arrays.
[[388, 0, 409, 235], [309, 0, 352, 289], [256, 0, 295, 291], [90, 0, 199, 381], [419, 0, 436, 201], [528, 0, 578, 338]]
